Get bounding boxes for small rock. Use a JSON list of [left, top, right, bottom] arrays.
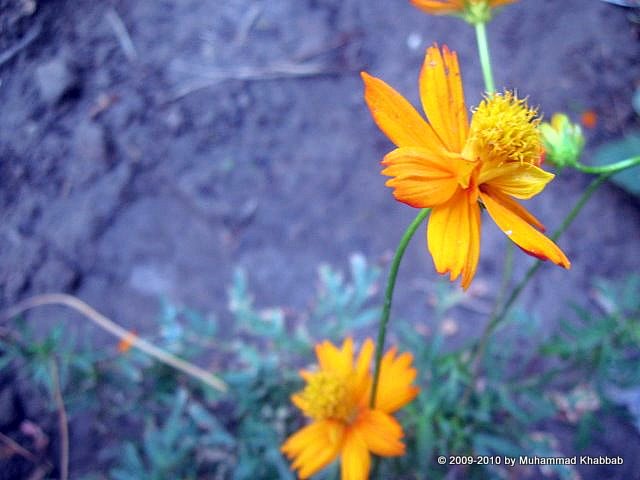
[[20, 0, 37, 17], [35, 56, 77, 104]]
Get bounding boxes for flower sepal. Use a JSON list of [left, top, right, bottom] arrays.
[[462, 1, 492, 24]]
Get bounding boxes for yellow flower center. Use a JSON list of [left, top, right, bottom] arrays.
[[468, 91, 542, 165], [301, 371, 358, 422]]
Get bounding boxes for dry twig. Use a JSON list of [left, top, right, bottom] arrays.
[[233, 3, 263, 46], [168, 61, 354, 103], [0, 431, 39, 464], [168, 31, 361, 103], [0, 23, 41, 67], [2, 293, 227, 392], [105, 8, 137, 62]]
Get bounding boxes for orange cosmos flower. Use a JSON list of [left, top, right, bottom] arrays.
[[281, 338, 419, 480], [362, 45, 570, 290], [411, 0, 517, 17]]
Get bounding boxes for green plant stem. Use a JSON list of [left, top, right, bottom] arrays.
[[474, 22, 495, 93], [575, 155, 640, 174], [473, 13, 520, 381], [50, 360, 69, 480], [488, 241, 513, 335], [370, 209, 430, 408], [2, 293, 227, 392], [468, 173, 611, 372]]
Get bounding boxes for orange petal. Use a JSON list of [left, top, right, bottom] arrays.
[[341, 429, 370, 480], [581, 110, 597, 129], [479, 162, 555, 200], [355, 339, 374, 377], [410, 0, 464, 14], [427, 188, 482, 290], [490, 0, 519, 7], [357, 410, 405, 456], [315, 339, 353, 375], [374, 348, 420, 413], [480, 190, 570, 268], [480, 185, 545, 231], [282, 420, 332, 456], [340, 337, 355, 363], [361, 71, 442, 149], [117, 330, 137, 353], [411, 0, 516, 14], [354, 339, 374, 402], [299, 369, 314, 382], [282, 420, 344, 479], [382, 147, 475, 208], [420, 45, 469, 153], [291, 393, 308, 413]]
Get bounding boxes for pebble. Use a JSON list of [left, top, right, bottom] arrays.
[[407, 32, 422, 51], [34, 56, 77, 104]]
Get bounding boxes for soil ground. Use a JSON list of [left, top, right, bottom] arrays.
[[1, 0, 640, 478]]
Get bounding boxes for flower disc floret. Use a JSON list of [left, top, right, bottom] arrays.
[[469, 91, 542, 165], [301, 371, 357, 422]]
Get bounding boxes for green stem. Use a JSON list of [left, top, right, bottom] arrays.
[[575, 155, 640, 174], [474, 22, 495, 93], [50, 360, 69, 480], [469, 173, 611, 369], [470, 14, 518, 397], [497, 243, 514, 311], [370, 208, 430, 408]]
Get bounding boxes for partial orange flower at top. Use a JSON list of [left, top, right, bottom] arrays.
[[281, 338, 419, 480], [411, 0, 517, 22], [362, 45, 570, 290]]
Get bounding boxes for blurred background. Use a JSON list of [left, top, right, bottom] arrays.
[[1, 0, 640, 478]]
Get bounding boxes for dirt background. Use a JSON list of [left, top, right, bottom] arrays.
[[1, 0, 640, 478]]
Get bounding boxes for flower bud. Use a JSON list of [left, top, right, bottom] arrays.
[[539, 113, 585, 169]]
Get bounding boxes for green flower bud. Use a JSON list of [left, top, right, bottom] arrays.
[[539, 113, 585, 169]]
